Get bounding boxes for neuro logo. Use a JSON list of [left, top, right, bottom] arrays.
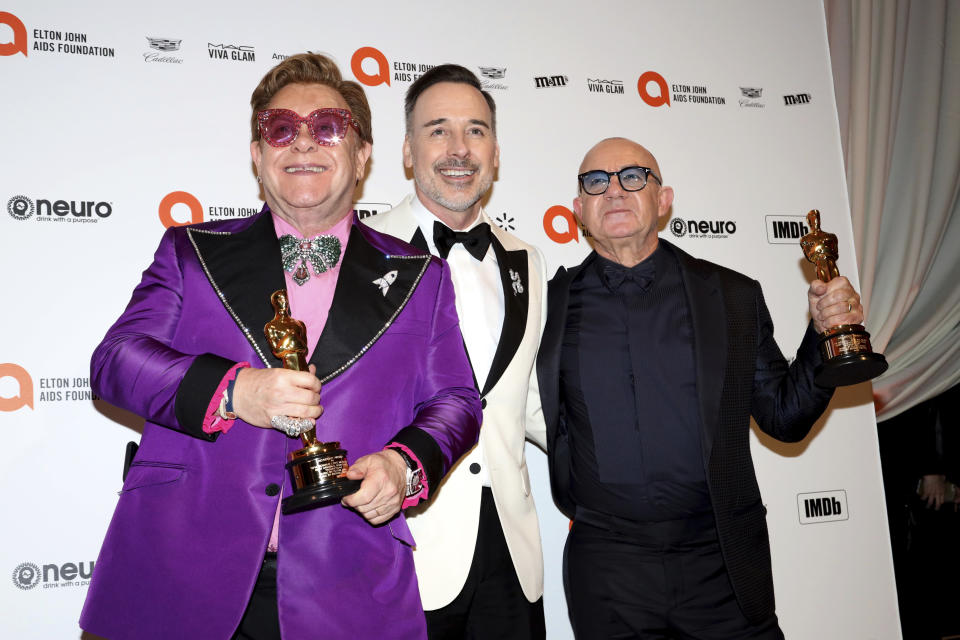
[[495, 212, 515, 232], [10, 560, 95, 589], [669, 218, 686, 238], [543, 205, 580, 244], [637, 70, 670, 107], [7, 195, 34, 220], [0, 363, 33, 412], [351, 46, 389, 87], [159, 191, 203, 228], [0, 12, 28, 57], [6, 194, 112, 222], [670, 218, 736, 239], [12, 563, 40, 590]]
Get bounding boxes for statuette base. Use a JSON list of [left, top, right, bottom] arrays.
[[814, 324, 889, 387]]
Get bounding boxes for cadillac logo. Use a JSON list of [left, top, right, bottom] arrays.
[[147, 37, 182, 52]]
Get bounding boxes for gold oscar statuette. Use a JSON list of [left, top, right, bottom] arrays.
[[800, 210, 888, 386], [265, 289, 360, 514]]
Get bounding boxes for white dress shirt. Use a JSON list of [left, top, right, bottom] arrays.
[[409, 196, 504, 487]]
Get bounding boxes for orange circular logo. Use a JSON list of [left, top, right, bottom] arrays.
[[638, 71, 670, 107], [351, 46, 390, 87], [158, 191, 203, 228], [0, 12, 28, 57], [0, 363, 33, 411], [543, 205, 579, 244]]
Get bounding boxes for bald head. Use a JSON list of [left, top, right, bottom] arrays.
[[578, 137, 662, 178], [573, 136, 674, 267]]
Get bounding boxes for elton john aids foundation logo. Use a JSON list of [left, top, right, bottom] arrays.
[[159, 191, 204, 228], [351, 46, 439, 86], [0, 363, 33, 412], [638, 71, 670, 107], [0, 12, 28, 57], [351, 46, 390, 87], [638, 70, 727, 107], [543, 205, 581, 244]]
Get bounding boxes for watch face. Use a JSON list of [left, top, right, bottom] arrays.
[[407, 467, 423, 497]]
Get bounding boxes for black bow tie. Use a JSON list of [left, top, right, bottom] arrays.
[[433, 221, 492, 261], [601, 258, 655, 292]]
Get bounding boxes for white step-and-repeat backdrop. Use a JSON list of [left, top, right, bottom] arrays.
[[1, 1, 900, 638]]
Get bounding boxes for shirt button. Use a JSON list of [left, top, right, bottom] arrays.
[[469, 463, 481, 475], [265, 483, 280, 496], [480, 398, 487, 409]]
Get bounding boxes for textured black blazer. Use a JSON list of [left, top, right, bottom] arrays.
[[536, 239, 833, 623]]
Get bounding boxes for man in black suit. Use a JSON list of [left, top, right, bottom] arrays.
[[537, 137, 864, 639]]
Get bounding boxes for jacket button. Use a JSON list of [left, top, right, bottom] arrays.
[[265, 483, 280, 496], [480, 398, 487, 409], [469, 463, 481, 474]]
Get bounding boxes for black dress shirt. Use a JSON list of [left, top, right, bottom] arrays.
[[560, 244, 711, 522]]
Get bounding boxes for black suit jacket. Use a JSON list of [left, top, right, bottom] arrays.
[[537, 239, 834, 623]]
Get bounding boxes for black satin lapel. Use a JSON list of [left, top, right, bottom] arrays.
[[480, 239, 529, 396], [678, 254, 726, 473], [409, 227, 429, 253], [187, 212, 286, 367], [309, 225, 431, 382]]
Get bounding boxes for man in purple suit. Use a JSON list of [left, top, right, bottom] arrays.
[[79, 53, 481, 640]]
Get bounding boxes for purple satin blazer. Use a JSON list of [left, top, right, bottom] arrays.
[[79, 209, 481, 639]]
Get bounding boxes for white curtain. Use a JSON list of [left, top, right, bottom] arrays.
[[825, 0, 960, 419]]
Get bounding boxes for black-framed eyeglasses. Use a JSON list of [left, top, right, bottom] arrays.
[[577, 166, 662, 195]]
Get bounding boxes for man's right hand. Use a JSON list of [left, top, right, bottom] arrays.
[[232, 364, 322, 429], [919, 473, 947, 510]]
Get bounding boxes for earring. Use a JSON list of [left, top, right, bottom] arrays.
[[257, 176, 262, 184]]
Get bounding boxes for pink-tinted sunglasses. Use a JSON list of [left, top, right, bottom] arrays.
[[257, 108, 360, 147]]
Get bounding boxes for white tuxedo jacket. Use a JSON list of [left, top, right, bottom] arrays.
[[364, 194, 548, 609]]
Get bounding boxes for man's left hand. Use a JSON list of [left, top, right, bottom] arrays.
[[341, 450, 407, 525], [808, 276, 864, 333]]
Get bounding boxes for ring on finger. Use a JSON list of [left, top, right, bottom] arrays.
[[847, 300, 853, 313], [270, 415, 307, 438]]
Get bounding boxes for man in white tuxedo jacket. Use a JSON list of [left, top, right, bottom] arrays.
[[364, 64, 548, 639]]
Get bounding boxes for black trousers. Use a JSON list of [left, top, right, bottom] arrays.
[[425, 487, 545, 640], [232, 552, 281, 640], [564, 509, 784, 640]]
